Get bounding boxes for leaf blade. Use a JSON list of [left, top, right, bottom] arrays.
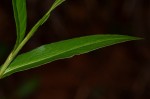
[[2, 35, 141, 78], [12, 0, 27, 47]]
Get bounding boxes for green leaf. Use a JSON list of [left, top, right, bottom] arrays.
[[12, 0, 27, 47], [2, 35, 141, 78]]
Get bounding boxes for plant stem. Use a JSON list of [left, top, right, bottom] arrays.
[[0, 7, 48, 78], [0, 0, 65, 78], [0, 17, 45, 79], [0, 27, 36, 79], [0, 52, 14, 78]]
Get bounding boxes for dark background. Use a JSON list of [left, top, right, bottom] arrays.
[[0, 0, 150, 99]]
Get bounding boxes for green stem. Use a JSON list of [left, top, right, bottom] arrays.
[[0, 0, 65, 78], [0, 8, 47, 78], [0, 52, 14, 78], [0, 18, 45, 79], [0, 27, 35, 78]]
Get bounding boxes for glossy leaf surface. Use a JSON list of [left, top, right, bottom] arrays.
[[2, 35, 140, 78]]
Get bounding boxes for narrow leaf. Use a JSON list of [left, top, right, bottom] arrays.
[[2, 35, 141, 78], [12, 0, 27, 47]]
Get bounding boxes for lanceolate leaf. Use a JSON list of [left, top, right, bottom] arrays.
[[12, 0, 27, 47], [2, 35, 141, 78]]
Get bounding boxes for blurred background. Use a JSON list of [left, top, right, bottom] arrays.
[[0, 0, 150, 99]]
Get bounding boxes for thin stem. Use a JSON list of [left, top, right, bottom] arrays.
[[0, 15, 46, 79], [0, 0, 65, 78], [0, 7, 48, 78], [0, 52, 14, 78], [0, 27, 35, 78]]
